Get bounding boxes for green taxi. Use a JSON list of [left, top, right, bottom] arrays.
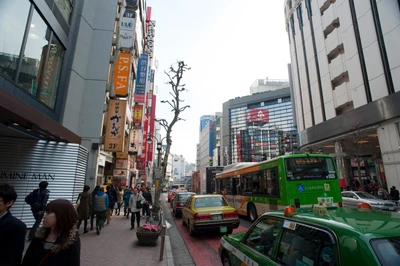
[[219, 204, 400, 266]]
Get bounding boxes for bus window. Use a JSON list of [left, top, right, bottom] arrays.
[[285, 157, 336, 181], [265, 167, 279, 197]]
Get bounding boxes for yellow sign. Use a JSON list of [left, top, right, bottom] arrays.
[[104, 100, 127, 152], [116, 133, 129, 158], [113, 51, 131, 97]]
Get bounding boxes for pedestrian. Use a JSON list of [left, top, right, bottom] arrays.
[[27, 181, 50, 241], [22, 199, 80, 266], [390, 186, 400, 201], [142, 187, 152, 217], [128, 188, 145, 230], [76, 185, 92, 234], [0, 184, 27, 266], [93, 186, 109, 235], [106, 185, 117, 225], [377, 186, 389, 200], [89, 186, 99, 231], [123, 186, 133, 219], [115, 187, 122, 216]]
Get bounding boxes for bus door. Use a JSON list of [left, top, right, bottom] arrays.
[[231, 176, 246, 215]]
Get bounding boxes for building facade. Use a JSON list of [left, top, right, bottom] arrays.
[[222, 87, 297, 165], [285, 0, 400, 189]]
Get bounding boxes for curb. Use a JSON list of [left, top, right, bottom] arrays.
[[165, 235, 174, 266]]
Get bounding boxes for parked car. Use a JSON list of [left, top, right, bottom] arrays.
[[341, 191, 399, 211], [172, 192, 196, 218], [182, 194, 240, 236], [219, 204, 400, 266], [170, 189, 187, 206]]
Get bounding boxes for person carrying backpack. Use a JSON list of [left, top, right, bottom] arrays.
[[26, 181, 50, 241]]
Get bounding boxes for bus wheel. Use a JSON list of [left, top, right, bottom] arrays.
[[248, 203, 258, 223]]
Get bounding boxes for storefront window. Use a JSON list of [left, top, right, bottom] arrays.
[[54, 0, 74, 23], [0, 1, 31, 80], [17, 9, 65, 109]]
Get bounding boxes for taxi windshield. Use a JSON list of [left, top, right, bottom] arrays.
[[371, 238, 400, 266], [355, 192, 377, 199]]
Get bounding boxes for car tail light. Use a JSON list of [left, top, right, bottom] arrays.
[[177, 203, 184, 207], [194, 213, 211, 221], [338, 202, 343, 207], [224, 211, 238, 219]]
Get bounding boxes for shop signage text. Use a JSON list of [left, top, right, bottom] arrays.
[[104, 99, 127, 152], [0, 172, 55, 180], [113, 51, 131, 97]]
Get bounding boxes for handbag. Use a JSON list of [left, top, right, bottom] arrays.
[[136, 200, 143, 209]]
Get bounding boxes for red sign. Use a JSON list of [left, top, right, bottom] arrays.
[[246, 108, 269, 125], [132, 104, 143, 129], [147, 95, 156, 161]]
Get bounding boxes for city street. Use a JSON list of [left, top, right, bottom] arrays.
[[163, 193, 253, 266]]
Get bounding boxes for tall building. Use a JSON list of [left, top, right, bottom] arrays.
[[222, 87, 297, 165], [0, 0, 156, 225], [285, 0, 400, 188], [197, 113, 222, 170]]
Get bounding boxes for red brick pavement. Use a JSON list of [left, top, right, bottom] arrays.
[[80, 211, 167, 266]]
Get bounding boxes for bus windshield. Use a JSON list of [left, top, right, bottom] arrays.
[[285, 157, 336, 181]]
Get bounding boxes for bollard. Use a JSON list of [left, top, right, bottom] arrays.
[[159, 224, 166, 261]]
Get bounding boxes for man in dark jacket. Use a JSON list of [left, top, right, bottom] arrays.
[[390, 186, 400, 201], [0, 184, 27, 266], [123, 186, 133, 219], [28, 181, 50, 240]]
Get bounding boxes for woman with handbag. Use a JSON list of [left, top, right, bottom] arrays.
[[22, 199, 80, 266], [128, 188, 145, 230], [76, 185, 92, 234]]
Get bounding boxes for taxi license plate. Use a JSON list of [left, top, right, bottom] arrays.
[[389, 207, 394, 211], [211, 214, 223, 220]]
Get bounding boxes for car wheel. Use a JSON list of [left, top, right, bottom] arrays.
[[168, 198, 170, 202], [248, 203, 258, 223], [226, 228, 233, 234], [182, 217, 186, 226], [172, 207, 175, 213], [221, 251, 231, 266], [189, 221, 196, 237], [175, 211, 179, 218]]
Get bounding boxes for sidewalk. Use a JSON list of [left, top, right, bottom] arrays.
[[24, 194, 175, 266]]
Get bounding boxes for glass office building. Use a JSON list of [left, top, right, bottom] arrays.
[[222, 87, 297, 165]]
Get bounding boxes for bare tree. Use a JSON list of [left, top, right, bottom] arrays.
[[154, 61, 190, 209]]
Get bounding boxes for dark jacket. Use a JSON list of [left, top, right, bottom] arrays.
[[123, 190, 133, 205], [76, 191, 92, 219], [0, 211, 27, 266], [31, 189, 50, 212], [142, 191, 152, 204], [22, 227, 80, 266], [106, 188, 117, 206]]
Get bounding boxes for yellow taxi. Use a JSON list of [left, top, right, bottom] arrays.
[[182, 194, 240, 237]]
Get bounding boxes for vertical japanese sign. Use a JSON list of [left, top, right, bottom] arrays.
[[118, 8, 136, 50], [129, 129, 140, 153], [137, 112, 149, 171], [145, 7, 155, 58], [132, 104, 143, 129], [113, 51, 131, 97], [116, 133, 129, 159], [134, 54, 148, 103], [147, 95, 156, 161], [104, 100, 127, 152], [125, 0, 139, 10]]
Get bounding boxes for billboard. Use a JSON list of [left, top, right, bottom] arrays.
[[134, 54, 149, 103], [118, 8, 136, 50], [113, 51, 131, 97], [132, 104, 143, 129], [104, 100, 127, 152], [246, 108, 269, 125], [129, 129, 140, 153]]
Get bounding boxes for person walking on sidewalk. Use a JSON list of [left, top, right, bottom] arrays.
[[0, 184, 27, 266], [106, 185, 117, 225], [142, 187, 152, 217], [89, 186, 99, 231], [123, 186, 133, 219], [76, 185, 92, 234], [22, 199, 80, 266], [27, 181, 50, 241], [129, 188, 145, 230], [115, 187, 122, 216], [93, 188, 109, 235]]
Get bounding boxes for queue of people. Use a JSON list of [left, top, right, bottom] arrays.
[[0, 182, 153, 265]]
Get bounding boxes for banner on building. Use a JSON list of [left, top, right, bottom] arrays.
[[132, 104, 143, 129], [116, 133, 129, 159], [115, 159, 128, 169], [104, 100, 127, 152], [246, 108, 269, 125], [113, 51, 131, 97], [147, 95, 156, 161], [129, 129, 140, 153], [118, 8, 136, 50], [113, 169, 127, 178], [134, 54, 149, 103]]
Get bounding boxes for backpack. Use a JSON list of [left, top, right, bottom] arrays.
[[25, 189, 40, 206]]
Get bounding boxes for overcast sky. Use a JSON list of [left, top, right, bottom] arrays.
[[149, 0, 291, 164]]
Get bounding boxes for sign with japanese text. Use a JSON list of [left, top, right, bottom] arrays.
[[116, 133, 129, 159], [134, 54, 149, 103], [132, 104, 143, 129], [113, 169, 127, 178], [113, 51, 131, 97], [129, 129, 140, 153], [147, 95, 156, 161], [115, 159, 128, 169], [104, 100, 127, 152], [118, 8, 136, 50]]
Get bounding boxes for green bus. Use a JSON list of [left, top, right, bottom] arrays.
[[215, 154, 342, 222]]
